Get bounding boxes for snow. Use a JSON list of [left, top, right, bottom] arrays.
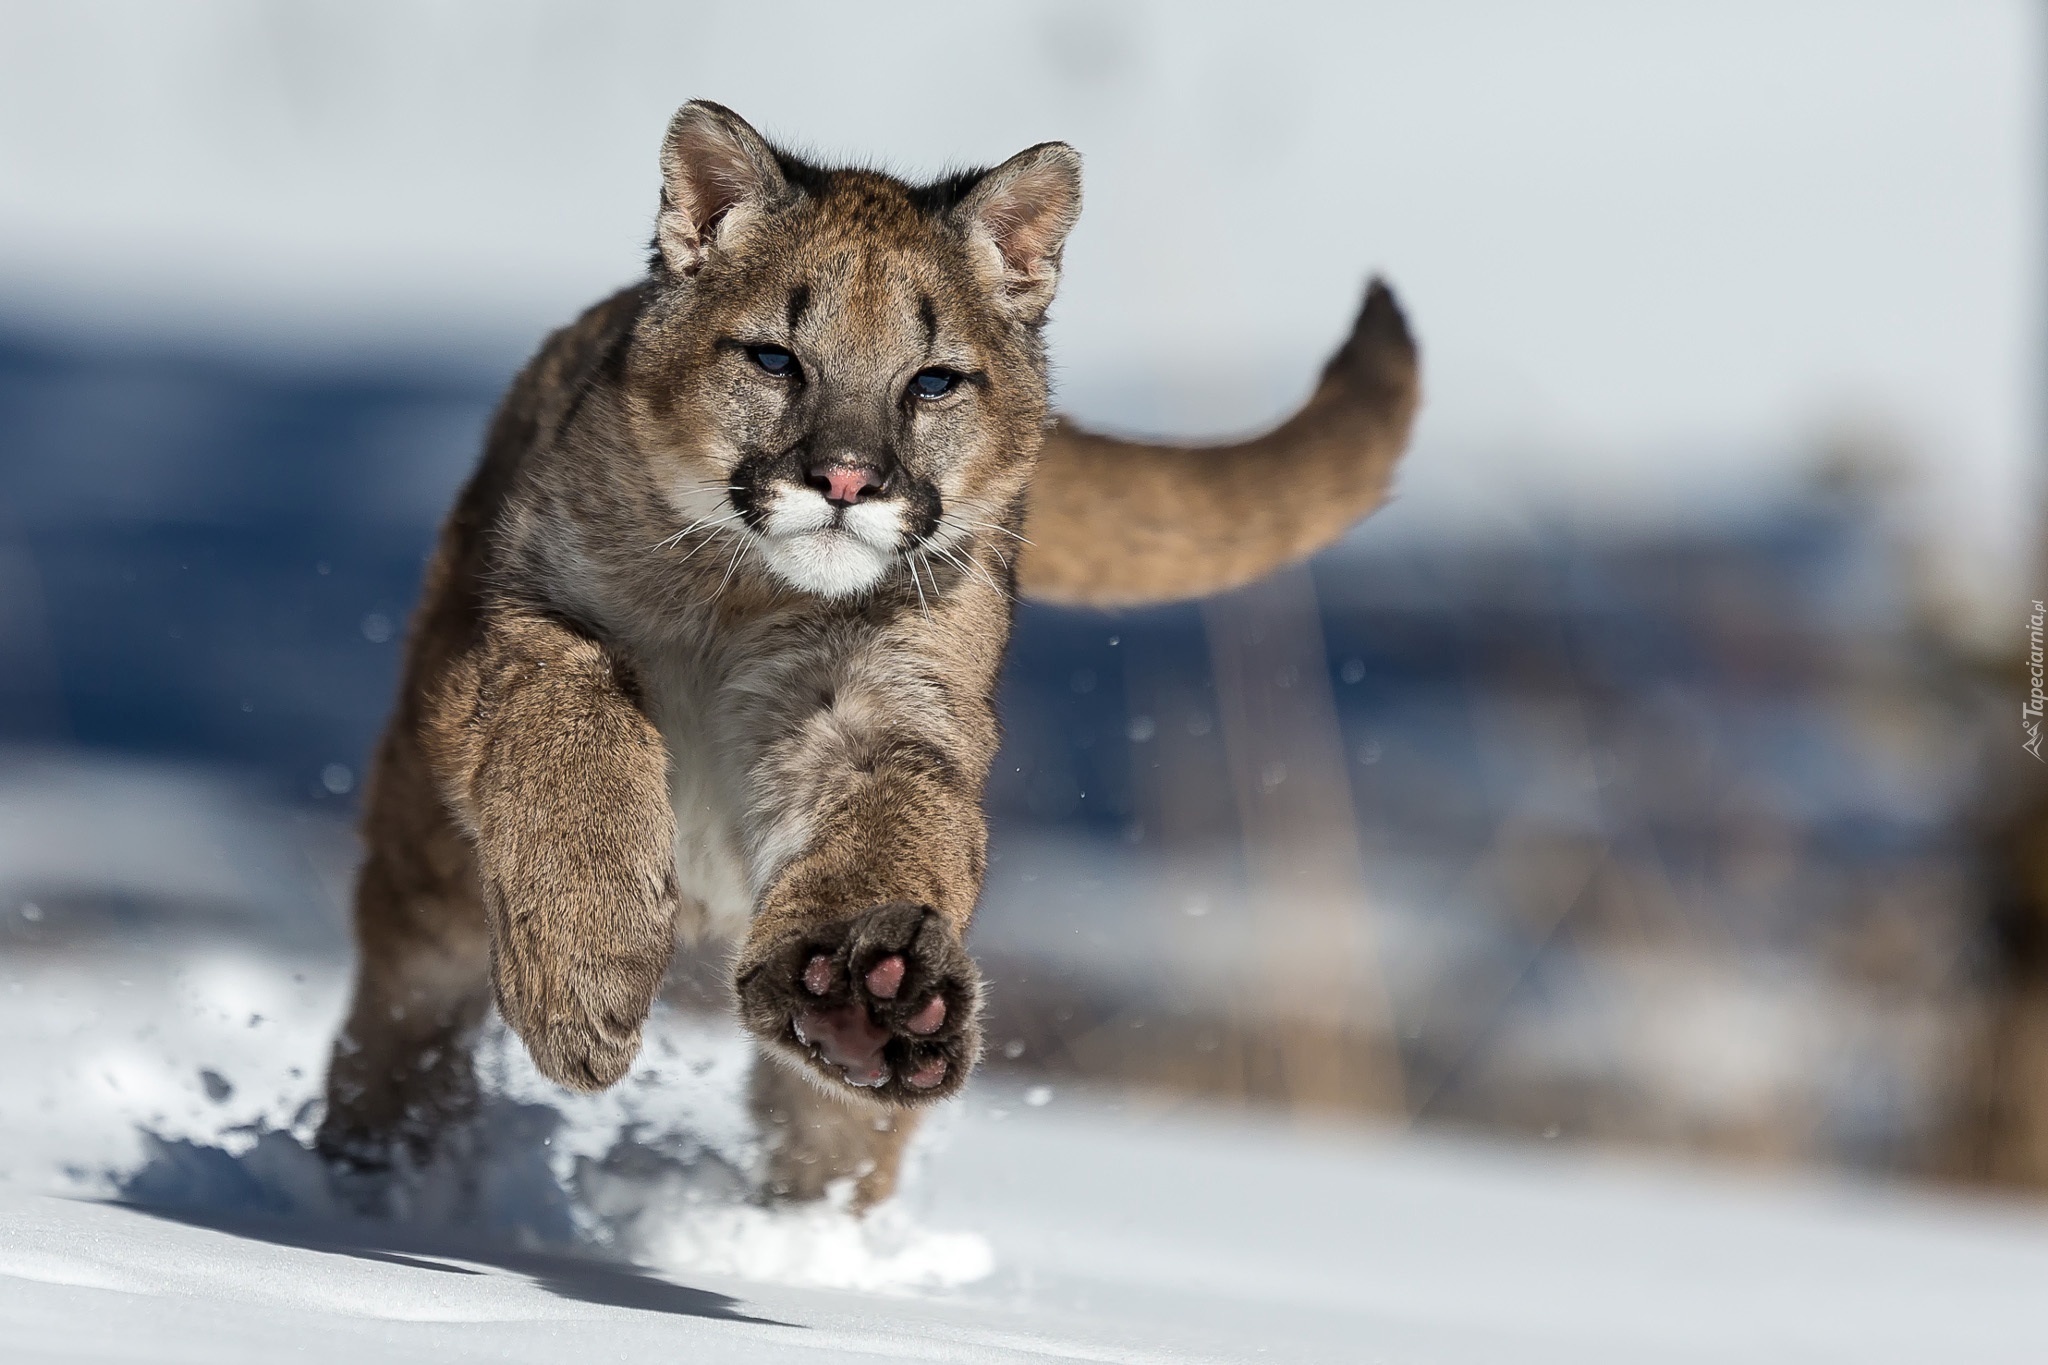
[[9, 1100, 2048, 1364], [5, 932, 2048, 1363], [5, 755, 2048, 1361]]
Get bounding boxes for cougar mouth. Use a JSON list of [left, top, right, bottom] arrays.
[[716, 446, 951, 599], [753, 482, 903, 598]]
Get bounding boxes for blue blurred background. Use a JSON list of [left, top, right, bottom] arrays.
[[1, 1, 2039, 1184]]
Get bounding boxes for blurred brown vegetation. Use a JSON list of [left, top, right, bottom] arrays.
[[958, 471, 2018, 1186]]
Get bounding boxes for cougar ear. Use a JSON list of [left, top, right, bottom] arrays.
[[657, 101, 789, 276], [955, 142, 1082, 320]]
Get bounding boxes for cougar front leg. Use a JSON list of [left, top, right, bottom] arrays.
[[734, 720, 989, 1107], [432, 612, 681, 1092]]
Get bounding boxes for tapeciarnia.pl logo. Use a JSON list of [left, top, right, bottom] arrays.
[[2028, 599, 2046, 760]]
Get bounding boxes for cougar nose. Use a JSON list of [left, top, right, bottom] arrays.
[[806, 462, 888, 508]]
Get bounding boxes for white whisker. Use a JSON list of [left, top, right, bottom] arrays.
[[907, 555, 931, 620], [943, 515, 1032, 546], [672, 525, 736, 567], [928, 541, 1007, 600], [653, 511, 741, 551], [712, 536, 748, 602], [930, 528, 1013, 596], [938, 518, 1014, 573]]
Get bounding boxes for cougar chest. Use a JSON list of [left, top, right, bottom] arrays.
[[645, 644, 758, 939], [639, 605, 878, 939]]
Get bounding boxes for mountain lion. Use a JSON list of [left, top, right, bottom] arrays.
[[318, 100, 1419, 1209]]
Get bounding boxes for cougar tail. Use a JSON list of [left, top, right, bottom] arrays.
[[1016, 278, 1419, 608]]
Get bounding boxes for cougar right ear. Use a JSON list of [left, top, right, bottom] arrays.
[[657, 101, 789, 276]]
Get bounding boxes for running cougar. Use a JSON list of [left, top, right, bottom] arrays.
[[318, 100, 1419, 1208]]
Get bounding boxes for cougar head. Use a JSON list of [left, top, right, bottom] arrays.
[[624, 100, 1082, 599]]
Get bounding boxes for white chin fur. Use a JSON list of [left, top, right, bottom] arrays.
[[757, 488, 902, 598], [760, 530, 894, 597]]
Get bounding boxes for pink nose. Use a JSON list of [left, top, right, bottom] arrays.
[[807, 463, 886, 507]]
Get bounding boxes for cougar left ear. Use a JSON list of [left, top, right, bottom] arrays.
[[657, 101, 789, 277], [956, 142, 1083, 320]]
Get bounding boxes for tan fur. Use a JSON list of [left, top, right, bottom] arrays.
[[1020, 280, 1419, 606], [318, 101, 1419, 1209]]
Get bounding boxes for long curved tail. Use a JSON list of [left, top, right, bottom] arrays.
[[1017, 279, 1420, 607]]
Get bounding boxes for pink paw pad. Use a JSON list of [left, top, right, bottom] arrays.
[[864, 955, 906, 1000], [906, 1057, 948, 1090], [906, 995, 946, 1035], [801, 955, 835, 996], [793, 1003, 891, 1087]]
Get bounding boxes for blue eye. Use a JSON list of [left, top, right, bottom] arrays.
[[910, 368, 958, 400], [749, 345, 798, 377]]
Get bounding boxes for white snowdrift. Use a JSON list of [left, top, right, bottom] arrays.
[[3, 753, 2047, 1361], [5, 933, 2048, 1362]]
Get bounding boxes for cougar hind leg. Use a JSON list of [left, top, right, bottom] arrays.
[[749, 1048, 920, 1212], [317, 784, 492, 1173]]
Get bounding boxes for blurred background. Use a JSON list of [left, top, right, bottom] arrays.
[[3, 0, 2045, 1193]]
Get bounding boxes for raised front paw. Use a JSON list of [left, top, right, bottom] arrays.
[[490, 908, 674, 1094], [736, 901, 982, 1105]]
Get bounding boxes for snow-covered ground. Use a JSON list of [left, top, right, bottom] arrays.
[[5, 751, 2048, 1362], [9, 1055, 2048, 1363]]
